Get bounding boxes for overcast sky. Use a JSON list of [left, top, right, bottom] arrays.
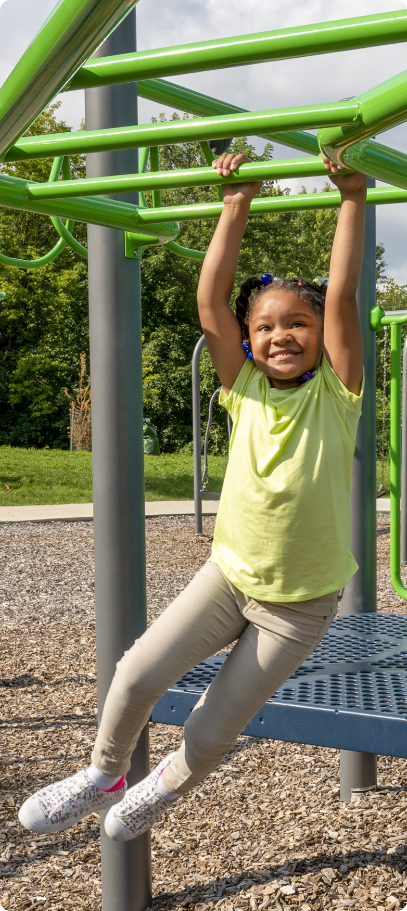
[[1, 0, 407, 280]]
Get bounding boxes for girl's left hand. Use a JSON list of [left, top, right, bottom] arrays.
[[321, 153, 366, 193], [212, 153, 262, 205]]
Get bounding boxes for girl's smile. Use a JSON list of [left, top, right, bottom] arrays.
[[248, 290, 323, 389]]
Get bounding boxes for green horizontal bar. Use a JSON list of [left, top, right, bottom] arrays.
[[137, 78, 320, 155], [129, 185, 407, 224], [319, 68, 407, 168], [66, 10, 407, 90], [0, 0, 140, 160], [27, 157, 331, 201], [4, 101, 358, 163], [2, 173, 407, 234], [342, 139, 407, 192], [0, 172, 178, 239]]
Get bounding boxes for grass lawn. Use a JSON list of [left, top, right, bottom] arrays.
[[0, 446, 228, 505], [377, 459, 390, 497], [0, 446, 390, 506]]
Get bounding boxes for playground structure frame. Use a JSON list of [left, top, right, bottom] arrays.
[[4, 3, 407, 909]]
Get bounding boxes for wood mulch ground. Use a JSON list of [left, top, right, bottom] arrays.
[[1, 515, 407, 911]]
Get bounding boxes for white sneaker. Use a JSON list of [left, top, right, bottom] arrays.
[[105, 752, 179, 841], [18, 769, 127, 834]]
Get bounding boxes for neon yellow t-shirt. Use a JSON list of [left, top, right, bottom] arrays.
[[210, 356, 363, 602]]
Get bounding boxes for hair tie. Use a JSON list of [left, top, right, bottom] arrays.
[[297, 370, 315, 384], [312, 276, 329, 292], [242, 342, 254, 360]]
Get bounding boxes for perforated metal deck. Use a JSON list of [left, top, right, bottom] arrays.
[[152, 613, 407, 758]]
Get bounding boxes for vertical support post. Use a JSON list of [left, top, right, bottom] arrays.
[[401, 336, 407, 563], [85, 11, 152, 911], [339, 178, 377, 801], [192, 335, 206, 534]]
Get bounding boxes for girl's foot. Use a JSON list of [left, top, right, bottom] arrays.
[[18, 769, 127, 834], [105, 752, 179, 841]]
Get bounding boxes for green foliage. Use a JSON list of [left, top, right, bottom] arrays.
[[0, 104, 88, 448], [0, 106, 398, 461]]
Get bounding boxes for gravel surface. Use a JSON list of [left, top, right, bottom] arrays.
[[2, 515, 407, 911]]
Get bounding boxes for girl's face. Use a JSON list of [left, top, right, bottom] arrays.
[[248, 290, 323, 389]]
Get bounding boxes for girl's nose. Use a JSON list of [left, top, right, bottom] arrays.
[[271, 329, 291, 345]]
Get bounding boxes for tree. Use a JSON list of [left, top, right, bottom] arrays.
[[0, 107, 393, 453], [0, 104, 89, 448]]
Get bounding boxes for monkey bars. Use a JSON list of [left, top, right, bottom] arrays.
[[1, 4, 407, 602], [65, 10, 407, 89]]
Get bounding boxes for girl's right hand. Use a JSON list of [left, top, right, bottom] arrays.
[[212, 153, 262, 206]]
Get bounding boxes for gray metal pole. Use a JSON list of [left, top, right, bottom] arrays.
[[339, 178, 377, 801], [192, 335, 206, 534], [85, 11, 152, 911], [401, 336, 407, 563]]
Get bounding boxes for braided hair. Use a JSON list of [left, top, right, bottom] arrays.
[[235, 275, 327, 342]]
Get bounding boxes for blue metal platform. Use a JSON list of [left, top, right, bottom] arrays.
[[152, 613, 407, 758]]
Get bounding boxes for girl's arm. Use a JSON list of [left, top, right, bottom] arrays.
[[322, 158, 366, 395], [197, 153, 262, 394]]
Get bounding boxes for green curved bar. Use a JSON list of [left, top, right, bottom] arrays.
[[50, 216, 88, 259], [167, 241, 205, 261], [0, 236, 67, 269], [0, 155, 87, 268], [48, 157, 88, 258]]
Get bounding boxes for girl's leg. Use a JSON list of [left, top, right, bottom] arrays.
[[92, 561, 247, 777], [19, 562, 247, 835], [162, 591, 339, 794]]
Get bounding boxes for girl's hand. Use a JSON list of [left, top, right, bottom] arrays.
[[321, 153, 366, 194], [212, 152, 262, 206]]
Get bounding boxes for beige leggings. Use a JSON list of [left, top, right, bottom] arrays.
[[92, 562, 338, 795]]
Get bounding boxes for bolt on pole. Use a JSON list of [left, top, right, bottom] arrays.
[[339, 178, 377, 801], [85, 9, 152, 911]]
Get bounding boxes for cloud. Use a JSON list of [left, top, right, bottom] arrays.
[[1, 0, 407, 278]]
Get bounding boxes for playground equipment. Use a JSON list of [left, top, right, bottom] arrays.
[[192, 335, 232, 535], [4, 3, 407, 909]]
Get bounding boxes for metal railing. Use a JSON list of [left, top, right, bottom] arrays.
[[192, 335, 231, 534]]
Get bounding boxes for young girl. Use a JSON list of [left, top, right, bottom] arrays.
[[19, 153, 366, 842]]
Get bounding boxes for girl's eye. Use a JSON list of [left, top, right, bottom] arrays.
[[292, 321, 305, 328]]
